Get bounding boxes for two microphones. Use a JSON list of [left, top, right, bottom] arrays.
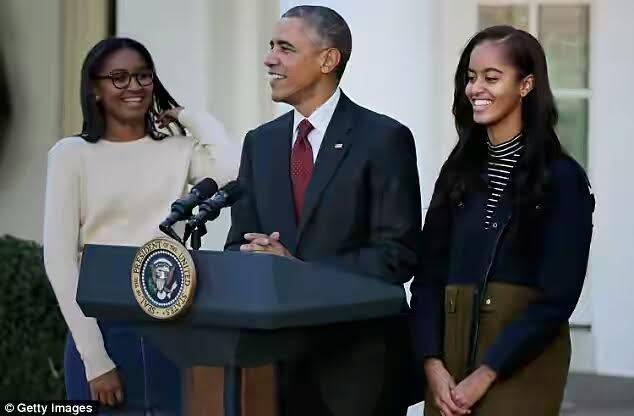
[[159, 177, 242, 245], [187, 180, 242, 229]]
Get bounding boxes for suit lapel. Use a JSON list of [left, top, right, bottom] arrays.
[[266, 111, 298, 252], [297, 93, 355, 241]]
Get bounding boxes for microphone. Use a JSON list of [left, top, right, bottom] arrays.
[[159, 178, 218, 230], [187, 180, 243, 229]]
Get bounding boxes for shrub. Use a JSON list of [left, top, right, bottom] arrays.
[[0, 235, 65, 399]]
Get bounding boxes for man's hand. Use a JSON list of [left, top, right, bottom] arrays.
[[241, 232, 294, 258], [424, 358, 470, 416], [450, 365, 497, 410], [89, 368, 124, 407]]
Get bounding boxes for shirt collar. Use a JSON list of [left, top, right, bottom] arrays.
[[293, 87, 341, 135]]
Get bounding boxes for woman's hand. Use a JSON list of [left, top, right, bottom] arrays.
[[424, 358, 471, 416], [157, 107, 184, 128], [89, 368, 124, 407], [450, 365, 497, 410]]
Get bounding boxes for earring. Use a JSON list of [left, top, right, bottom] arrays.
[[95, 95, 101, 101]]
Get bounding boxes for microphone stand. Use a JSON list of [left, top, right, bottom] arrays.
[[159, 224, 184, 245], [184, 207, 221, 251], [158, 220, 204, 250], [188, 223, 207, 251]]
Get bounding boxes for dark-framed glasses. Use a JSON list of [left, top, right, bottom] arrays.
[[93, 70, 154, 89]]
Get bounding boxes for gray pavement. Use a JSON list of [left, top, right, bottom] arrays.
[[561, 373, 634, 416]]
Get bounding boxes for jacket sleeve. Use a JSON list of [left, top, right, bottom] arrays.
[[179, 109, 242, 187], [482, 160, 594, 377], [224, 130, 262, 251], [43, 140, 115, 381], [409, 170, 452, 361]]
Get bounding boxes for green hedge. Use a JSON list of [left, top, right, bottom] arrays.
[[0, 235, 66, 399]]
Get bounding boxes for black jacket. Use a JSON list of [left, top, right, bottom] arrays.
[[411, 157, 594, 377], [225, 92, 421, 281]]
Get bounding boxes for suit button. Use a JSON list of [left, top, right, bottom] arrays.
[[492, 222, 498, 229], [485, 298, 492, 305]]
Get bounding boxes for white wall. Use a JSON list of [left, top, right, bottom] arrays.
[[117, 0, 212, 111], [437, 0, 478, 160], [588, 0, 634, 378], [0, 0, 63, 243]]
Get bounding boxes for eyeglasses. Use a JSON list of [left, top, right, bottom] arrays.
[[93, 70, 154, 89]]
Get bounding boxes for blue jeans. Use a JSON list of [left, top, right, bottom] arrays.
[[64, 323, 182, 415]]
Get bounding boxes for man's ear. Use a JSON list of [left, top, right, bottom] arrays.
[[320, 48, 341, 76]]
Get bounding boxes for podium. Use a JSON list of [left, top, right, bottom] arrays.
[[77, 244, 407, 416]]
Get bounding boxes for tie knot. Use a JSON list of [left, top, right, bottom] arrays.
[[297, 119, 314, 140]]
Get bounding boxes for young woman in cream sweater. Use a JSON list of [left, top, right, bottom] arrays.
[[43, 37, 239, 411]]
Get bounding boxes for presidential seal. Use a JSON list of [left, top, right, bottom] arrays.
[[131, 238, 197, 319]]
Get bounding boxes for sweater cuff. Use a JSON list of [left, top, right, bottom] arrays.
[[177, 108, 231, 145], [82, 348, 117, 382], [177, 108, 193, 130]]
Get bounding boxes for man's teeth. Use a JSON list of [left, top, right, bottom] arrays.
[[270, 74, 285, 80]]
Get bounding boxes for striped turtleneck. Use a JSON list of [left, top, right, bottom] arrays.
[[485, 133, 524, 229]]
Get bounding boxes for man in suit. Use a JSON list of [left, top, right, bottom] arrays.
[[226, 5, 421, 416]]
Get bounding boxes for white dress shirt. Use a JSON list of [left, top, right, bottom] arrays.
[[292, 87, 341, 163]]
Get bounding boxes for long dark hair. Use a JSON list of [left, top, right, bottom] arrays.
[[78, 37, 185, 142], [437, 26, 573, 238]]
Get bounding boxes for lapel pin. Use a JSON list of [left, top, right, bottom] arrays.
[[334, 143, 343, 149]]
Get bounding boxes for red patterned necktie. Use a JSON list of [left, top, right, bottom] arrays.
[[291, 119, 315, 222]]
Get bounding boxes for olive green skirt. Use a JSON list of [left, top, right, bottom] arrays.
[[424, 282, 570, 416]]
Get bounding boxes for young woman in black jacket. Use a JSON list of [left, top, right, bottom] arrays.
[[410, 25, 594, 416]]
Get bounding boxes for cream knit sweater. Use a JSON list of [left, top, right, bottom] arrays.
[[42, 110, 240, 381]]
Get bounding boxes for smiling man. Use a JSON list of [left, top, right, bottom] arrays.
[[226, 5, 422, 416]]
